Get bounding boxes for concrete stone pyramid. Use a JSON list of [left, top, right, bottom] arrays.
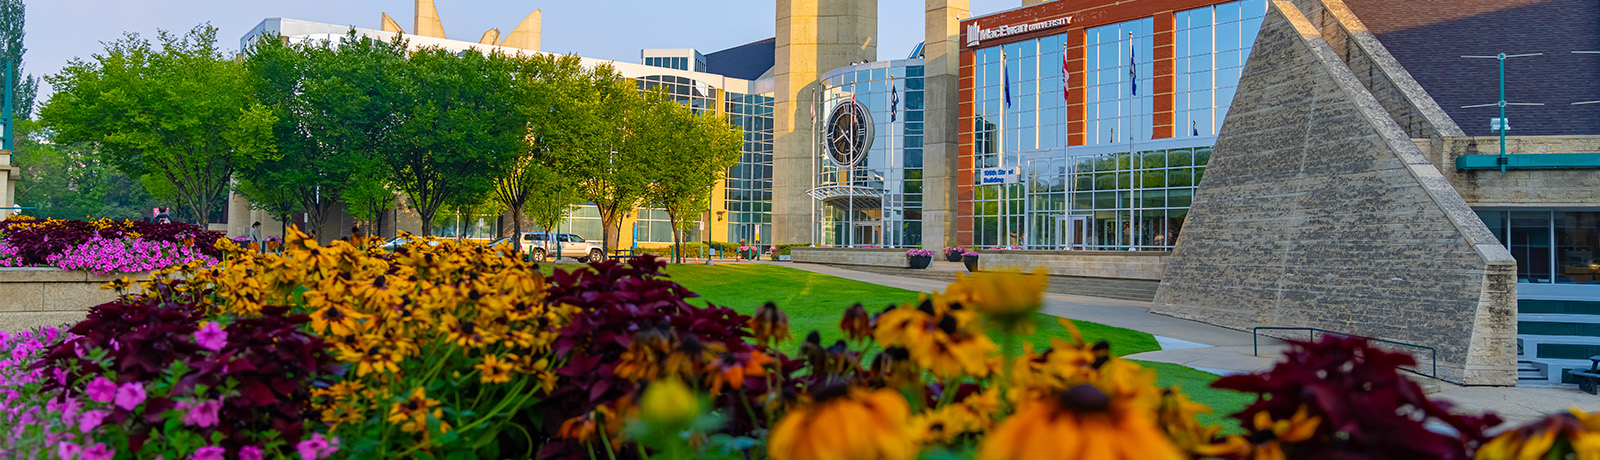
[[1150, 0, 1517, 385]]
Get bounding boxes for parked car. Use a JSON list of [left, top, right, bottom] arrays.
[[511, 232, 605, 263], [379, 235, 441, 252]]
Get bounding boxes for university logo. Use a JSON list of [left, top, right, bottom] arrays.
[[966, 22, 981, 47]]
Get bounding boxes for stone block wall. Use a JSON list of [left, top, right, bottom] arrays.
[[0, 268, 145, 333], [974, 250, 1169, 281], [1151, 0, 1518, 385], [790, 248, 915, 268]]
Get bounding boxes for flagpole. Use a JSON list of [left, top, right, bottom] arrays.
[[889, 74, 896, 247], [811, 87, 818, 247], [1000, 51, 1008, 247], [1126, 30, 1138, 252], [1062, 42, 1071, 250]]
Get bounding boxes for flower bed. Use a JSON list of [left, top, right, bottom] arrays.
[[0, 216, 223, 274], [0, 233, 1593, 460]]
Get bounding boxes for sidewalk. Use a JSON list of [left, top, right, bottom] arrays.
[[770, 261, 1600, 425]]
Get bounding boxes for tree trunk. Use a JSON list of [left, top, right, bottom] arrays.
[[418, 208, 436, 237], [511, 206, 524, 253], [597, 204, 620, 253]]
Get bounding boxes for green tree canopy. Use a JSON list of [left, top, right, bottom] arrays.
[[639, 91, 743, 263], [240, 31, 406, 235], [0, 0, 38, 120], [383, 47, 524, 236], [493, 53, 588, 251], [40, 25, 276, 225], [568, 65, 652, 251]]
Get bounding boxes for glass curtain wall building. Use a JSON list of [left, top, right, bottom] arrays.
[[814, 60, 926, 248], [962, 0, 1266, 250], [726, 92, 775, 245]]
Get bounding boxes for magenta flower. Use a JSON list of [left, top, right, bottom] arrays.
[[178, 399, 221, 428], [114, 382, 146, 411], [194, 322, 227, 352], [190, 446, 225, 460], [57, 442, 81, 460], [79, 409, 107, 433], [81, 443, 114, 460], [296, 433, 338, 460], [238, 446, 264, 460], [86, 377, 117, 403]]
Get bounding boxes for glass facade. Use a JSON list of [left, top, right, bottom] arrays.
[[967, 0, 1265, 249], [1477, 210, 1600, 285], [816, 60, 925, 247], [637, 74, 718, 114], [725, 92, 775, 245], [644, 56, 690, 71]]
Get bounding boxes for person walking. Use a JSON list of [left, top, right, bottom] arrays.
[[249, 222, 263, 249], [155, 207, 172, 224]]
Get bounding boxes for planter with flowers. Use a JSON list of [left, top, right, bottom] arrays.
[[905, 249, 935, 269], [737, 245, 756, 260], [962, 250, 980, 272], [943, 247, 965, 262], [767, 246, 780, 261]]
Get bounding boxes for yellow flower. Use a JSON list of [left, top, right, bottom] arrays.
[[873, 301, 997, 379], [1222, 406, 1320, 460], [475, 354, 514, 384], [980, 384, 1184, 460], [1476, 409, 1600, 460], [768, 386, 916, 460], [100, 276, 133, 291], [750, 301, 791, 346], [947, 269, 1047, 331], [639, 378, 700, 429], [387, 387, 446, 434]]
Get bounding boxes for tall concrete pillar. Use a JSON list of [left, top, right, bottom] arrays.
[[923, 0, 968, 248], [771, 0, 877, 245]]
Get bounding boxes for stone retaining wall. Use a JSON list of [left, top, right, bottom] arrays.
[[790, 248, 914, 268], [0, 268, 144, 333], [974, 250, 1169, 281]]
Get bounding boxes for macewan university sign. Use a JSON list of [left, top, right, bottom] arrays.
[[965, 16, 1072, 48]]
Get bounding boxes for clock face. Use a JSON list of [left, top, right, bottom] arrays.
[[826, 100, 873, 167]]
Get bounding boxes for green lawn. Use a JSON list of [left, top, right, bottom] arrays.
[[544, 262, 1247, 427]]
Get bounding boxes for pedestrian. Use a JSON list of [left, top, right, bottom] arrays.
[[352, 224, 364, 240], [155, 207, 172, 224], [250, 222, 263, 248]]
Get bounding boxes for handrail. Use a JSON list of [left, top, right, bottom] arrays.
[[1252, 326, 1438, 380]]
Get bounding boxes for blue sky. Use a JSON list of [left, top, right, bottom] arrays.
[[27, 0, 1017, 102]]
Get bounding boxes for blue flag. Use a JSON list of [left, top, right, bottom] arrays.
[[890, 83, 899, 122], [1128, 32, 1137, 96], [1002, 52, 1012, 108]]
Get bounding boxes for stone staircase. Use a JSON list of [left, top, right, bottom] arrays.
[[816, 261, 1162, 302], [1518, 360, 1546, 382]]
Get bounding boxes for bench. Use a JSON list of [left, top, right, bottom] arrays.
[[1574, 355, 1600, 395], [608, 249, 642, 262]]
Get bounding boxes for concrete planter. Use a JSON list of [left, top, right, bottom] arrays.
[[790, 247, 911, 267], [0, 268, 152, 333]]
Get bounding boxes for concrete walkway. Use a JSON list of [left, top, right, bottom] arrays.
[[769, 261, 1600, 425]]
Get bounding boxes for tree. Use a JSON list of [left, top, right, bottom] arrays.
[[240, 31, 405, 236], [523, 166, 582, 246], [568, 65, 652, 252], [493, 53, 587, 252], [0, 0, 38, 120], [383, 47, 524, 236], [639, 93, 743, 263], [11, 121, 159, 219], [41, 25, 276, 225], [342, 169, 396, 238]]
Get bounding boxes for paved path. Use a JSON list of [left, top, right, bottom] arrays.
[[768, 261, 1600, 425]]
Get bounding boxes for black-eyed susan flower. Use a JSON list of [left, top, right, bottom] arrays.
[[475, 354, 514, 384], [873, 302, 997, 379], [840, 303, 872, 342], [946, 269, 1048, 333], [708, 350, 772, 396], [388, 387, 445, 434], [751, 301, 791, 346], [1226, 406, 1320, 460], [768, 385, 916, 460], [981, 384, 1185, 460], [639, 378, 700, 429]]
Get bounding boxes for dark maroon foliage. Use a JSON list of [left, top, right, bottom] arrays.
[[0, 216, 225, 265], [539, 256, 776, 459], [37, 286, 334, 452], [1212, 335, 1502, 460]]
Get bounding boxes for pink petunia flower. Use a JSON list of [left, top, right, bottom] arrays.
[[57, 442, 81, 460], [114, 382, 145, 411], [78, 410, 107, 433], [189, 446, 225, 460], [177, 399, 222, 428], [193, 322, 227, 352], [85, 378, 117, 403], [81, 442, 113, 460], [238, 446, 264, 460], [296, 433, 339, 460]]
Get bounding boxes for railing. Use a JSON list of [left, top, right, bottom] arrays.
[[1252, 327, 1439, 380]]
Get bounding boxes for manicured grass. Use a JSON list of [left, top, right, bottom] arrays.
[[544, 262, 1247, 430], [1136, 361, 1255, 433], [649, 263, 1160, 357]]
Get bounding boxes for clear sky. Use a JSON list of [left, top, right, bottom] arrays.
[[25, 0, 1019, 104]]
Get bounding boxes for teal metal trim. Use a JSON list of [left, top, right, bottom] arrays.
[[1456, 153, 1600, 170]]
